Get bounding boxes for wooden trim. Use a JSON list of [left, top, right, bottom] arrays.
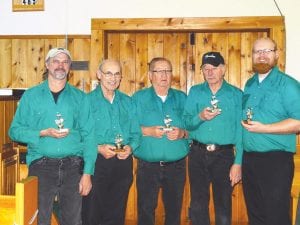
[[92, 16, 285, 31], [0, 35, 90, 39], [12, 0, 44, 12]]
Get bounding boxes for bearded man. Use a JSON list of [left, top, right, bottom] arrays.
[[241, 37, 300, 225], [9, 48, 97, 225]]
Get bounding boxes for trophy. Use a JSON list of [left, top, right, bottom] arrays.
[[244, 107, 254, 124], [55, 113, 69, 132], [114, 134, 125, 153], [163, 115, 173, 131], [210, 95, 221, 113]]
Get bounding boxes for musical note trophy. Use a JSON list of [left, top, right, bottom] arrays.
[[55, 113, 69, 133], [210, 95, 221, 113], [114, 134, 125, 153], [244, 107, 254, 124], [163, 115, 173, 132]]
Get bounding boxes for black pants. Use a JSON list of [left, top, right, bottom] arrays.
[[189, 143, 234, 225], [242, 151, 294, 225], [29, 156, 83, 225], [136, 158, 186, 225], [82, 154, 133, 225]]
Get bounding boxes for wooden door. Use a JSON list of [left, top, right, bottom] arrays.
[[91, 17, 285, 225]]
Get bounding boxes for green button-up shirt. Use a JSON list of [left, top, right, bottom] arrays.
[[183, 80, 243, 164], [132, 86, 189, 162], [9, 80, 97, 175], [88, 86, 141, 151], [242, 66, 300, 153]]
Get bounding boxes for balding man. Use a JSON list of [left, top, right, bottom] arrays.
[[82, 59, 141, 225]]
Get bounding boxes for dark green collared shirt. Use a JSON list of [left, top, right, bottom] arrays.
[[183, 80, 243, 164], [9, 80, 97, 174], [132, 87, 189, 162], [88, 86, 141, 151], [242, 66, 300, 153]]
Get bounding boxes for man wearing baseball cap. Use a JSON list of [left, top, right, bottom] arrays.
[[9, 47, 97, 225], [183, 51, 243, 225]]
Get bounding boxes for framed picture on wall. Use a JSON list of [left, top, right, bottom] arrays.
[[12, 0, 44, 12]]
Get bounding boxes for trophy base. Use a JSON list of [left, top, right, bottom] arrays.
[[162, 127, 173, 132], [210, 108, 222, 113], [58, 128, 69, 133], [243, 120, 250, 124], [114, 148, 125, 153]]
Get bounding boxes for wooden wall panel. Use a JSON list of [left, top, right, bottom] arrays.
[[0, 98, 18, 147], [107, 33, 120, 60], [135, 34, 148, 91], [119, 33, 136, 95], [228, 33, 242, 88], [0, 40, 12, 88], [0, 35, 91, 90]]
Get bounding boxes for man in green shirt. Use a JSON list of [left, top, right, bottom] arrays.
[[183, 51, 243, 225], [82, 59, 141, 225], [132, 57, 189, 225], [242, 37, 300, 225], [9, 48, 97, 225]]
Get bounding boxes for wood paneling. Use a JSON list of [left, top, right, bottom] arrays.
[[0, 35, 91, 90], [0, 97, 18, 147]]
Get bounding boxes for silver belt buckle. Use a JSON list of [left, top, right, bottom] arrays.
[[206, 144, 216, 152]]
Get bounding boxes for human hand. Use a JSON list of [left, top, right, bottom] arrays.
[[40, 128, 69, 138], [199, 107, 221, 121], [166, 127, 185, 141], [241, 120, 266, 133], [79, 174, 92, 196], [229, 164, 242, 186], [142, 126, 166, 138], [98, 144, 117, 159], [116, 145, 132, 160]]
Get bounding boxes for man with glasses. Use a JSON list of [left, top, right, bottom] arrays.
[[241, 37, 300, 225], [9, 48, 97, 225], [82, 59, 141, 225], [183, 51, 243, 225], [132, 57, 189, 225]]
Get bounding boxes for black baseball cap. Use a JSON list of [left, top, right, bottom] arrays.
[[201, 51, 225, 67]]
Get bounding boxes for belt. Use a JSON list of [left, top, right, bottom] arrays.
[[31, 156, 82, 165], [139, 158, 185, 167], [192, 140, 233, 152]]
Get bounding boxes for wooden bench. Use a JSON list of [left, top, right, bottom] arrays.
[[0, 176, 59, 225], [0, 176, 38, 225]]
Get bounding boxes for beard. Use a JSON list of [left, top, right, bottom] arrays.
[[252, 59, 277, 74], [53, 69, 68, 80]]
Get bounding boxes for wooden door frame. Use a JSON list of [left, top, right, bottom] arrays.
[[90, 16, 285, 80]]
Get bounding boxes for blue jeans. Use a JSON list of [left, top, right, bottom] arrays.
[[242, 151, 294, 225], [136, 158, 186, 225], [189, 143, 234, 225], [29, 156, 83, 225]]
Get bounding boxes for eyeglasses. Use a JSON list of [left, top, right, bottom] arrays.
[[51, 59, 71, 66], [100, 69, 122, 79], [151, 69, 172, 75], [253, 49, 276, 55]]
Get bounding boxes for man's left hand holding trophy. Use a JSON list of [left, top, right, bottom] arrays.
[[40, 112, 69, 139]]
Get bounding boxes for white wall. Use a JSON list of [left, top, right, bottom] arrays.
[[0, 0, 299, 80]]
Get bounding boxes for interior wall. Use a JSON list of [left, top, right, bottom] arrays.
[[0, 0, 299, 80]]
